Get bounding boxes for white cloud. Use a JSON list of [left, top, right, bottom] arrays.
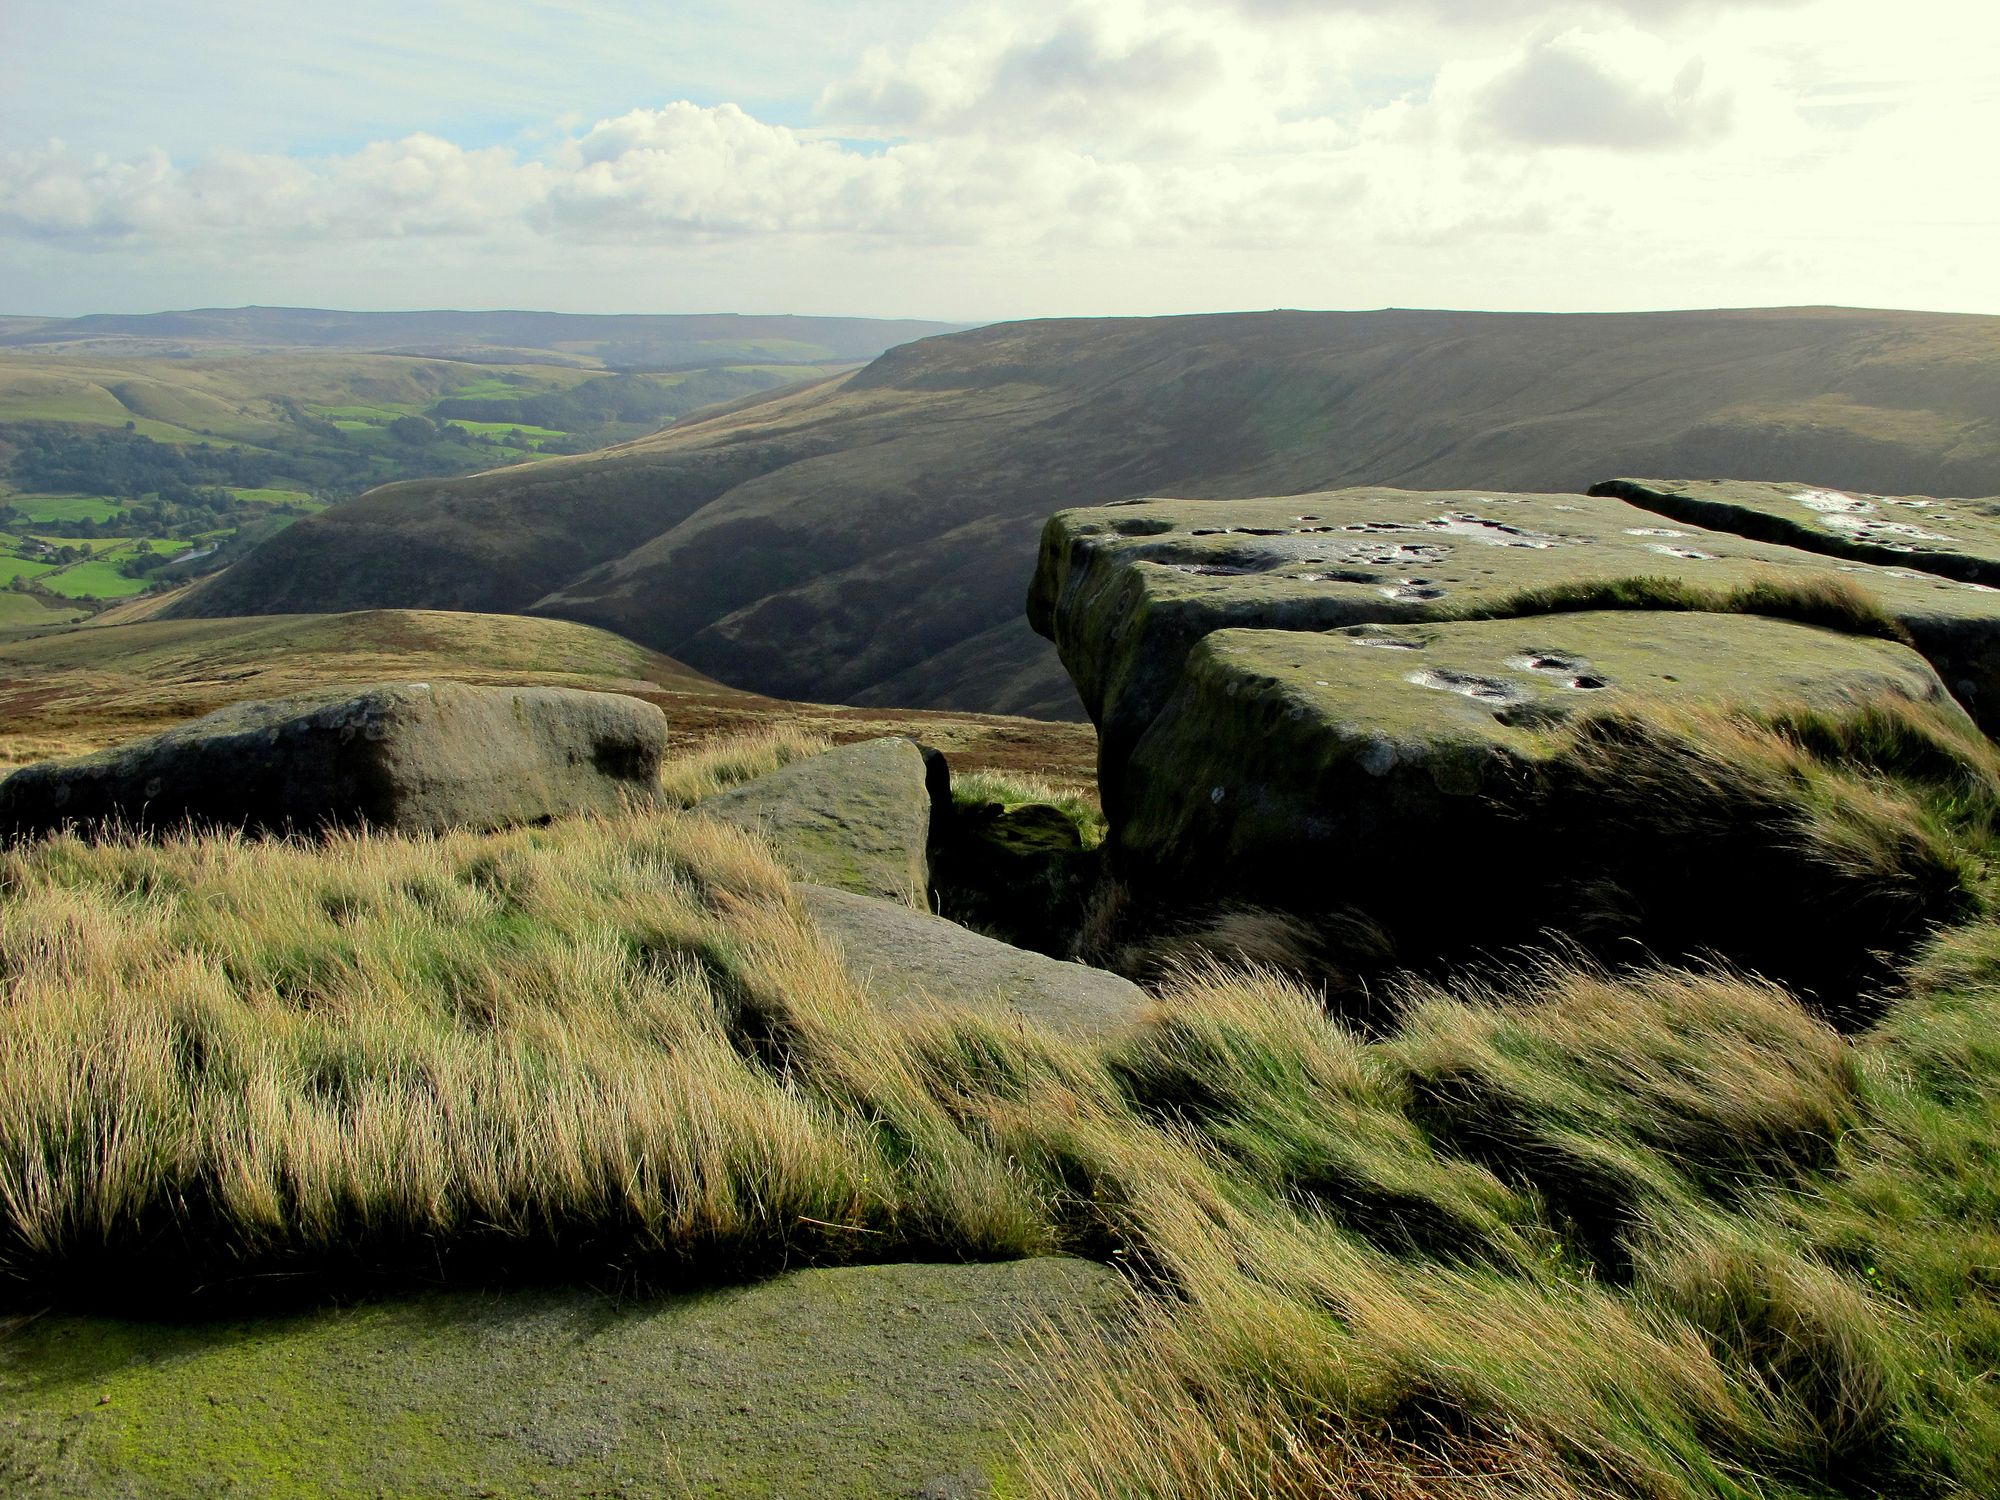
[[1468, 31, 1734, 149], [0, 0, 1995, 317]]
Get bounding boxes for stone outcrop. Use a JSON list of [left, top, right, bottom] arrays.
[[0, 681, 666, 840], [799, 883, 1147, 1038], [1591, 477, 2000, 586], [1119, 609, 1961, 912], [1029, 486, 2000, 1007], [698, 736, 934, 904], [1028, 489, 2000, 816]]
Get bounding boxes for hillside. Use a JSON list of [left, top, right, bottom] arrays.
[[166, 306, 2000, 718], [0, 347, 875, 616], [0, 609, 1094, 780], [0, 306, 970, 367]]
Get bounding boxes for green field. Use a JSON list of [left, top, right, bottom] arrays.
[[230, 487, 320, 507], [308, 403, 413, 423], [0, 552, 54, 584], [446, 419, 568, 441], [0, 592, 78, 628], [37, 559, 153, 598], [440, 376, 533, 400], [2, 493, 127, 525]]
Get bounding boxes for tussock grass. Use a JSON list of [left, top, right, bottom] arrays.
[[6, 732, 2000, 1495], [1502, 694, 1994, 1020], [655, 725, 833, 806]]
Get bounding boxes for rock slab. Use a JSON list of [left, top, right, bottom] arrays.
[[1027, 489, 2000, 803], [801, 882, 1148, 1038], [1591, 477, 2000, 586], [0, 681, 666, 840], [0, 1258, 1125, 1499], [700, 736, 933, 904], [1117, 610, 1969, 998]]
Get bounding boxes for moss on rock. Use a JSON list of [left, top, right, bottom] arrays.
[[1592, 477, 2000, 586], [1027, 490, 2000, 827], [1115, 611, 1978, 1012], [0, 1258, 1126, 1499]]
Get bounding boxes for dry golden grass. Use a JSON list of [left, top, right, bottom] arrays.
[[4, 723, 2000, 1496], [656, 724, 835, 806]]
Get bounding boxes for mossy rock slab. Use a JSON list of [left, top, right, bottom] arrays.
[[0, 681, 666, 841], [1027, 489, 2000, 818], [0, 1258, 1125, 1499], [802, 883, 1147, 1038], [698, 737, 932, 904], [1592, 477, 2000, 585], [1118, 611, 1969, 997]]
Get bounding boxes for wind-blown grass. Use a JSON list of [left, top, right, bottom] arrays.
[[6, 726, 2000, 1496], [655, 724, 835, 806]]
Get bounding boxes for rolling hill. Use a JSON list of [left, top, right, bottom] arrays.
[[165, 306, 2000, 718], [0, 609, 1093, 782], [0, 306, 971, 368]]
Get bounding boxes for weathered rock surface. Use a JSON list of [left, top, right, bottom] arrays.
[[1591, 477, 2000, 585], [698, 736, 933, 903], [801, 883, 1148, 1038], [1118, 611, 1970, 1000], [0, 681, 666, 840], [0, 1258, 1125, 1499], [1028, 490, 2000, 810], [934, 800, 1097, 956]]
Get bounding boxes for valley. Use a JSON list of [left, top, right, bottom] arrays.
[[159, 305, 2000, 718], [0, 308, 964, 628]]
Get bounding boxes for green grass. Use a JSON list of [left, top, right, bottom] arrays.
[[445, 419, 569, 441], [2, 494, 125, 525], [230, 487, 318, 507], [954, 767, 1105, 848], [1457, 570, 1915, 646], [0, 592, 74, 628], [308, 403, 416, 423], [443, 377, 532, 401], [0, 554, 53, 584], [38, 563, 150, 598]]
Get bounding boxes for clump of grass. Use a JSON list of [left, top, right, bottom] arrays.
[[1100, 905, 1395, 1000], [1392, 964, 1858, 1270], [1509, 696, 1987, 1019], [1108, 962, 1535, 1263], [0, 809, 1045, 1302], [655, 725, 833, 806], [1021, 956, 1997, 1498], [1457, 570, 1913, 646]]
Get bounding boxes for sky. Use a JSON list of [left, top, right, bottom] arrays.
[[1, 0, 1996, 321]]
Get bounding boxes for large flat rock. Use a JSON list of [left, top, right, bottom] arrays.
[[1117, 611, 1970, 996], [801, 883, 1148, 1038], [1028, 489, 2000, 814], [1592, 477, 2000, 585], [0, 681, 666, 840], [0, 1258, 1125, 1499], [698, 736, 934, 904]]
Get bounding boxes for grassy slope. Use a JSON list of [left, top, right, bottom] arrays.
[[167, 306, 2000, 719], [3, 689, 2000, 1495]]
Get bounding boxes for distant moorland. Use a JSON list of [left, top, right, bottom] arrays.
[[164, 305, 2000, 718]]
